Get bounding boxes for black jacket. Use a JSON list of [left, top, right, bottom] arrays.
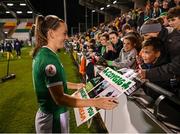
[[142, 54, 169, 86], [146, 30, 180, 79], [146, 29, 180, 95], [113, 39, 123, 59]]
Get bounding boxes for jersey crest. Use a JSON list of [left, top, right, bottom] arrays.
[[45, 64, 57, 76]]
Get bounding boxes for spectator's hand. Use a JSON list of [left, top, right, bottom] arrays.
[[89, 52, 95, 58], [88, 48, 93, 53], [94, 55, 100, 61], [137, 68, 146, 79], [102, 60, 108, 66], [95, 97, 118, 110], [136, 55, 143, 69], [107, 44, 114, 51]]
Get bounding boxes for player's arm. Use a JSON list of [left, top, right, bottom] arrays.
[[67, 82, 85, 90], [48, 85, 118, 110]]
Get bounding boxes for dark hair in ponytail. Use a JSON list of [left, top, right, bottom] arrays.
[[32, 15, 45, 58], [32, 15, 64, 58]]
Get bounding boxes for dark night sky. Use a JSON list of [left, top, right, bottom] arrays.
[[29, 0, 100, 34], [29, 0, 83, 33], [30, 0, 104, 34]]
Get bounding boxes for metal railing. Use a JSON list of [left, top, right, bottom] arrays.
[[134, 77, 180, 118]]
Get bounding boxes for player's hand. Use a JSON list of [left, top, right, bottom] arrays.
[[94, 97, 118, 110]]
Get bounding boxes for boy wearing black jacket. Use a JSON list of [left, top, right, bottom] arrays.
[[140, 37, 170, 99], [139, 7, 180, 97]]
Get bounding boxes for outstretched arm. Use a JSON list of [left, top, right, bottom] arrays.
[[67, 82, 85, 90], [49, 85, 118, 110]]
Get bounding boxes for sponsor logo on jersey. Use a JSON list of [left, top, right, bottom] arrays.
[[45, 64, 57, 76]]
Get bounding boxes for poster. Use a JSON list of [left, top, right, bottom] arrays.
[[116, 68, 140, 95], [99, 67, 136, 92], [73, 88, 98, 127], [73, 67, 136, 126], [88, 80, 122, 98]]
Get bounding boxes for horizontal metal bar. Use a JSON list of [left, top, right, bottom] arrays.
[[135, 78, 180, 105]]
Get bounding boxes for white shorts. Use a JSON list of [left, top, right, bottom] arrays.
[[35, 109, 69, 133]]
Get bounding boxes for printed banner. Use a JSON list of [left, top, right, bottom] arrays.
[[73, 67, 136, 127], [99, 67, 135, 93], [73, 88, 98, 127], [88, 80, 122, 98], [116, 68, 140, 95]]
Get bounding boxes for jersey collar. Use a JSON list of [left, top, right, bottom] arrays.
[[42, 46, 57, 54]]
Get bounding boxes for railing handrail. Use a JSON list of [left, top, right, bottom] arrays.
[[135, 77, 180, 105]]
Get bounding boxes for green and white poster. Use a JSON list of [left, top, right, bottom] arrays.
[[73, 67, 136, 126], [73, 88, 98, 127]]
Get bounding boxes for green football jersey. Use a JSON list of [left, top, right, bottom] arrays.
[[32, 47, 68, 114]]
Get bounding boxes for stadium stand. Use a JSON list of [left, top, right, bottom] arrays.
[[12, 21, 33, 40], [69, 0, 180, 133], [0, 0, 180, 133]]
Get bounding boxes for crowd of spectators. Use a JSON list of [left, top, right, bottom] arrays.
[[68, 0, 180, 100]]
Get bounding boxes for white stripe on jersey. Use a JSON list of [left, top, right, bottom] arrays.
[[47, 81, 63, 88]]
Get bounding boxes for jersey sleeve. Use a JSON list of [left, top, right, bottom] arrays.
[[44, 59, 64, 88]]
